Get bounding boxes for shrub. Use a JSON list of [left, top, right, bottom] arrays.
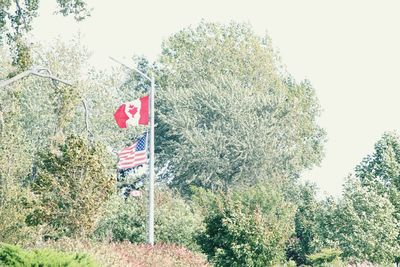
[[0, 243, 97, 266], [93, 187, 203, 250], [27, 135, 115, 239], [0, 185, 40, 246], [0, 243, 29, 266], [111, 243, 209, 267], [34, 239, 209, 267], [307, 248, 342, 266], [196, 184, 296, 267]]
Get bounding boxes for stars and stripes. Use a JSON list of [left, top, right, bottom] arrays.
[[117, 133, 148, 170]]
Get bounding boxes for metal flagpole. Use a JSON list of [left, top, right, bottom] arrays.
[[148, 74, 155, 245], [109, 56, 155, 245]]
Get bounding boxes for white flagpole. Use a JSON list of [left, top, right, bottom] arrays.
[[109, 56, 155, 245], [148, 74, 155, 245]]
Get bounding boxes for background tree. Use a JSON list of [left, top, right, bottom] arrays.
[[286, 183, 322, 265], [156, 21, 326, 193], [0, 0, 90, 72], [93, 187, 203, 251], [356, 131, 400, 185], [0, 39, 150, 242], [318, 177, 399, 263], [355, 131, 400, 213], [0, 48, 39, 244], [355, 131, 400, 263], [0, 0, 90, 42]]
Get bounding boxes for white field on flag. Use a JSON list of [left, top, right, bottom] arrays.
[[117, 134, 148, 170]]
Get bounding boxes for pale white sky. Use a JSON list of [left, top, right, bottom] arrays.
[[31, 0, 400, 197]]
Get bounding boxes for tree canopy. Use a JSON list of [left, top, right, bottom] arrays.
[[156, 22, 326, 192], [0, 0, 89, 43], [319, 177, 399, 263], [0, 0, 89, 72]]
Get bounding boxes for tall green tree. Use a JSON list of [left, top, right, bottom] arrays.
[[0, 0, 90, 43], [355, 131, 400, 262], [156, 22, 325, 192], [318, 177, 399, 263], [355, 131, 400, 204], [0, 49, 38, 244], [0, 0, 90, 71]]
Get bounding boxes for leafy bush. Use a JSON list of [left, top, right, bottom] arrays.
[[0, 243, 97, 266], [93, 187, 203, 250], [0, 185, 40, 246], [34, 239, 209, 267], [27, 135, 115, 239], [197, 184, 296, 267], [111, 243, 209, 267], [307, 248, 342, 266]]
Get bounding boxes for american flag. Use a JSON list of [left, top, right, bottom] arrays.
[[117, 134, 148, 170]]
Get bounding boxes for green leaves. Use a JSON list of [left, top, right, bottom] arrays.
[[307, 248, 342, 266], [0, 0, 89, 43], [56, 0, 90, 21], [317, 177, 399, 263], [0, 243, 97, 266], [93, 187, 203, 250], [197, 183, 296, 267], [29, 135, 114, 238], [156, 22, 325, 192], [356, 131, 400, 192]]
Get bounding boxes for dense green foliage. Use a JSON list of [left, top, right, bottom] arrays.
[[94, 188, 203, 250], [356, 132, 400, 219], [156, 22, 326, 192], [0, 243, 97, 266], [307, 248, 342, 266], [286, 183, 321, 265], [0, 0, 90, 71], [197, 183, 295, 266], [356, 132, 400, 190], [318, 178, 399, 263], [354, 131, 400, 262], [0, 39, 144, 244], [27, 135, 114, 239], [0, 50, 39, 244], [0, 0, 89, 41]]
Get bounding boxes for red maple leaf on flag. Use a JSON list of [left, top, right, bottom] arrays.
[[114, 96, 149, 128]]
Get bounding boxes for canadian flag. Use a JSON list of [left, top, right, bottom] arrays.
[[114, 96, 149, 128]]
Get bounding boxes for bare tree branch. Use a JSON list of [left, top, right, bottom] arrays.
[[0, 67, 73, 88], [1, 9, 12, 17], [14, 0, 28, 32]]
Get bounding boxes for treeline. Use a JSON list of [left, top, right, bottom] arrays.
[[1, 21, 400, 266]]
